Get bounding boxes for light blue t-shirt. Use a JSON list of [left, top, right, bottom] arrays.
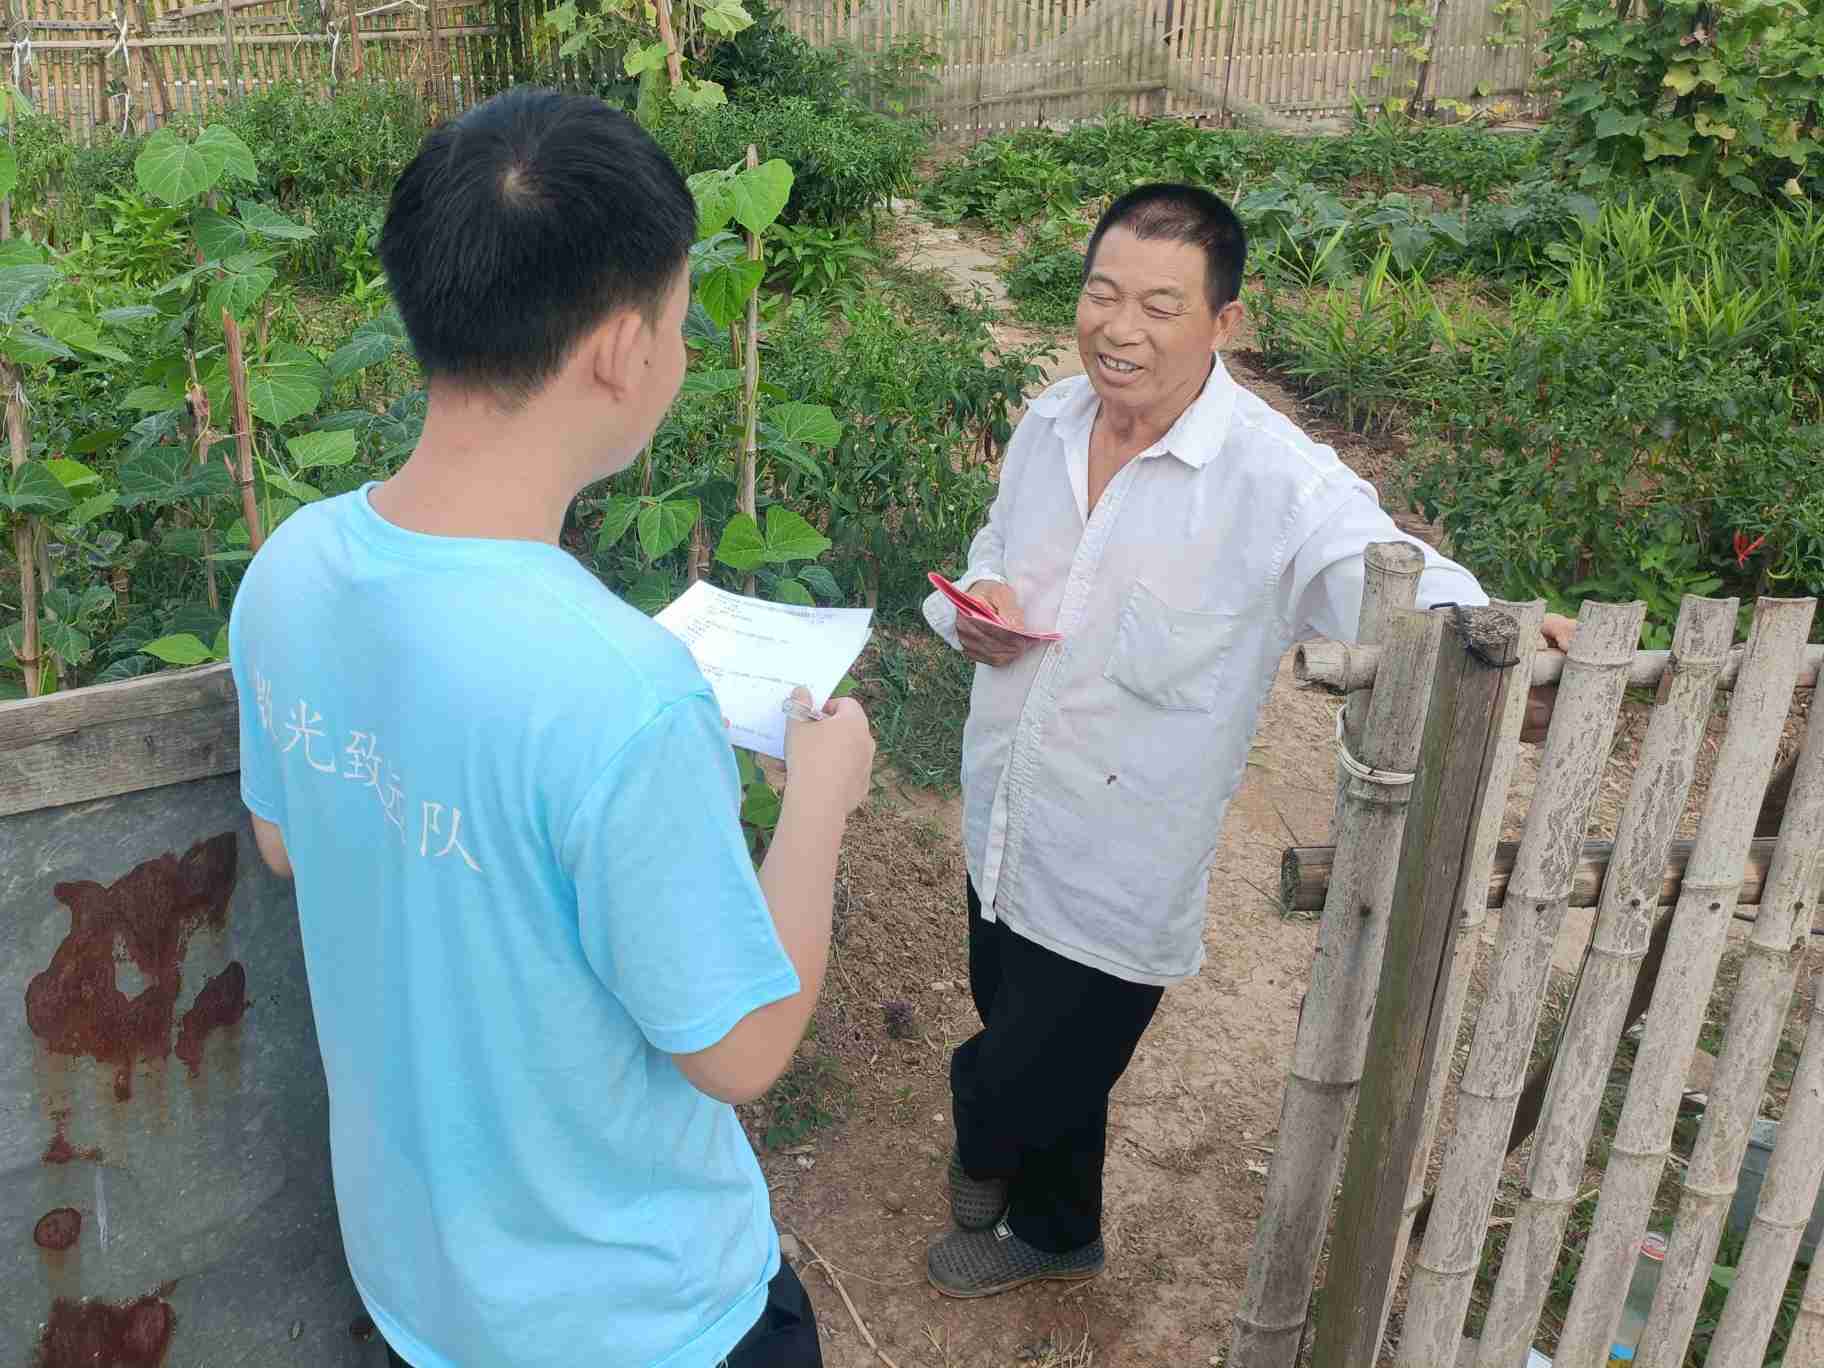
[[228, 485, 799, 1368]]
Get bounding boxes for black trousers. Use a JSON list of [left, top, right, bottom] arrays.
[[949, 879, 1164, 1253], [382, 1262, 821, 1367]]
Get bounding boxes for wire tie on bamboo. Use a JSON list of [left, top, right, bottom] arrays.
[[1334, 708, 1417, 788]]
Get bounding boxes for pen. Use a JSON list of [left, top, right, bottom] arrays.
[[781, 696, 823, 724]]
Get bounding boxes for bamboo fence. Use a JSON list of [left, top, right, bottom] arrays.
[[1230, 582, 1824, 1368], [777, 0, 1548, 139], [0, 0, 502, 138]]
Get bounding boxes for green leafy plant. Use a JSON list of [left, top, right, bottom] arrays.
[[767, 223, 878, 297], [539, 0, 756, 118], [1543, 0, 1824, 197]]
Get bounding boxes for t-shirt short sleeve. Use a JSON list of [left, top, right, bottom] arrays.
[[563, 691, 799, 1056], [227, 600, 286, 827]]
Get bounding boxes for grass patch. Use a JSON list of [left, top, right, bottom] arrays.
[[856, 623, 974, 792]]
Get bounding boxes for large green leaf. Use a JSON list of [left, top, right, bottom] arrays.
[[797, 563, 841, 601], [0, 264, 60, 324], [141, 632, 217, 665], [135, 127, 216, 206], [714, 511, 767, 572], [697, 258, 765, 329], [327, 320, 399, 379], [40, 619, 90, 663], [595, 493, 641, 551], [623, 40, 670, 76], [637, 497, 699, 560], [683, 297, 722, 351], [688, 169, 739, 237], [0, 460, 75, 516], [728, 159, 793, 236], [741, 778, 782, 828], [766, 402, 840, 449], [774, 577, 815, 607], [196, 124, 258, 187], [39, 308, 131, 364], [122, 384, 186, 414], [248, 343, 327, 425], [626, 569, 673, 615], [207, 264, 278, 321], [286, 429, 357, 470], [117, 446, 234, 508], [98, 305, 161, 326], [262, 466, 323, 504], [680, 367, 745, 397], [45, 457, 100, 491], [761, 507, 831, 564], [0, 142, 17, 203], [0, 329, 76, 366], [68, 491, 119, 526], [0, 239, 46, 268], [237, 198, 314, 241], [192, 207, 249, 261]]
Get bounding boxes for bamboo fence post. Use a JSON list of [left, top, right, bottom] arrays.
[[1373, 599, 1543, 1351], [1228, 545, 1445, 1368], [347, 0, 363, 77], [221, 309, 262, 555], [218, 0, 238, 96], [652, 0, 684, 87], [1648, 675, 1824, 1366], [1472, 595, 1738, 1366], [740, 143, 758, 596], [1315, 605, 1517, 1368], [1706, 974, 1822, 1367], [132, 0, 172, 127], [1411, 0, 1444, 110], [4, 358, 38, 695], [1395, 599, 1647, 1368], [1331, 541, 1424, 840], [1555, 596, 1817, 1363]]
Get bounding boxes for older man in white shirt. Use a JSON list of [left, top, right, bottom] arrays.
[[921, 183, 1573, 1298]]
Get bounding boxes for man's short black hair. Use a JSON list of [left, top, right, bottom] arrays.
[[1084, 184, 1247, 315], [380, 87, 697, 404]]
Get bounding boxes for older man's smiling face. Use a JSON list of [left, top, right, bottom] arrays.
[[1075, 227, 1244, 422]]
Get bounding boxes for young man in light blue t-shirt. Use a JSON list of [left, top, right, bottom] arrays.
[[228, 88, 874, 1368]]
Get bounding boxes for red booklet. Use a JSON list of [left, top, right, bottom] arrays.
[[928, 572, 1063, 642]]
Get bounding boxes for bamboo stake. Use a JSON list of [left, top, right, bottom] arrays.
[[1555, 597, 1817, 1364], [1228, 545, 1446, 1368], [348, 0, 364, 76], [651, 0, 684, 87], [1315, 605, 1517, 1368], [133, 0, 172, 126], [1473, 596, 1738, 1366], [221, 310, 262, 555], [1373, 600, 1543, 1352], [218, 0, 237, 94], [1706, 978, 1823, 1367], [1395, 599, 1648, 1368], [1645, 659, 1824, 1365], [740, 143, 758, 596], [4, 359, 39, 695], [1330, 541, 1424, 839]]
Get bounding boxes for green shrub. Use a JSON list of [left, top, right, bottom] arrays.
[[1005, 238, 1084, 327], [214, 80, 427, 202], [1542, 0, 1824, 199], [655, 95, 925, 227], [694, 0, 852, 103]]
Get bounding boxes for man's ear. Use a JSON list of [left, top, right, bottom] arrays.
[[1212, 297, 1246, 351], [588, 309, 649, 402]]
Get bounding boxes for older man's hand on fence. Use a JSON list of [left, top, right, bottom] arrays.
[[1520, 614, 1578, 745]]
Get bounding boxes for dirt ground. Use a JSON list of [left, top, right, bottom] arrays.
[[737, 204, 1822, 1368]]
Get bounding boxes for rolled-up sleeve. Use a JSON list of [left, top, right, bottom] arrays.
[[1283, 481, 1486, 644]]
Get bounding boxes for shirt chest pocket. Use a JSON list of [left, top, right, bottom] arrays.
[[1104, 581, 1241, 714]]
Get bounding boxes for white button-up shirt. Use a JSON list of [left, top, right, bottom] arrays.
[[923, 359, 1487, 985]]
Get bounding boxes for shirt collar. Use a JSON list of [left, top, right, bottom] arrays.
[[1030, 354, 1239, 470]]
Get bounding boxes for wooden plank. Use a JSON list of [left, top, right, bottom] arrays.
[[0, 662, 240, 818], [1297, 638, 1824, 694], [1312, 604, 1515, 1368]]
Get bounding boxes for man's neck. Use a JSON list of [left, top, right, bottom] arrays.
[[1095, 357, 1216, 455], [369, 389, 615, 545]]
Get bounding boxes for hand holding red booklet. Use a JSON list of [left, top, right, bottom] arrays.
[[928, 572, 1063, 642]]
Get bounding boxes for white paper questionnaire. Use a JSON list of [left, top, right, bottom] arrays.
[[656, 581, 873, 760]]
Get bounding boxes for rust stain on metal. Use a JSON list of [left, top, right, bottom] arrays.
[[41, 1110, 102, 1166], [173, 961, 248, 1077], [33, 1208, 82, 1252], [35, 1293, 174, 1367], [24, 834, 238, 1100]]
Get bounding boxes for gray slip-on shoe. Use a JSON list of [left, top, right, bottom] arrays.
[[927, 1219, 1105, 1298], [948, 1149, 1010, 1231]]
